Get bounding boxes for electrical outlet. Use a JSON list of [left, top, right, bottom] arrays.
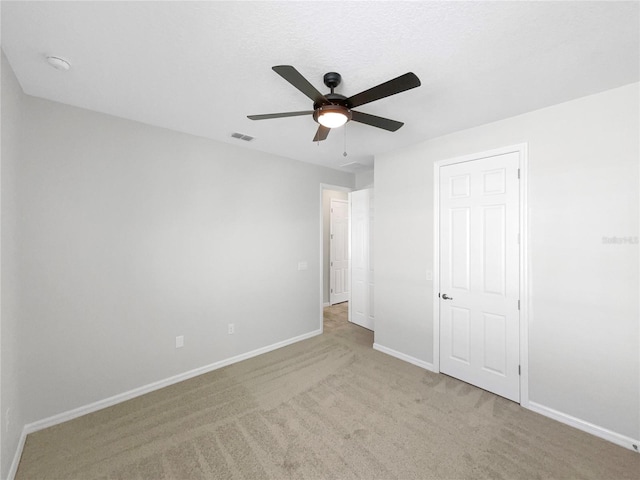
[[175, 335, 184, 348], [228, 323, 235, 335]]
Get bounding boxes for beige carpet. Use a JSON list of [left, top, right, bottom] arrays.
[[16, 302, 639, 479]]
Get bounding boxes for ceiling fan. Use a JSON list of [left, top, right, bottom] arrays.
[[248, 65, 421, 142]]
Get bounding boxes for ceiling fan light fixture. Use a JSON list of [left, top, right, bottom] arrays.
[[314, 104, 351, 128]]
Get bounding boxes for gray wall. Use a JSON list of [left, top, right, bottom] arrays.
[[1, 53, 354, 475], [1, 52, 26, 480], [374, 83, 639, 442]]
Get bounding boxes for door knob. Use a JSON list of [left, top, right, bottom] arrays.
[[442, 294, 453, 300]]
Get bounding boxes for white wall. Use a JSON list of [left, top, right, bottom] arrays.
[[1, 51, 27, 480], [5, 60, 353, 462], [322, 189, 349, 304], [355, 169, 374, 190], [374, 83, 639, 443]]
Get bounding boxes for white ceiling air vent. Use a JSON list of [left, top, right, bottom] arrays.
[[231, 132, 254, 142]]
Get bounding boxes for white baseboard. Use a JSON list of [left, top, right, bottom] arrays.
[[372, 346, 638, 454], [373, 343, 436, 373], [323, 302, 330, 307], [527, 401, 639, 453], [8, 329, 322, 479], [10, 334, 637, 480], [7, 428, 28, 480]]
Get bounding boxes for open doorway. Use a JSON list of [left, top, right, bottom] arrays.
[[322, 188, 350, 306], [320, 185, 351, 331], [320, 184, 375, 333]]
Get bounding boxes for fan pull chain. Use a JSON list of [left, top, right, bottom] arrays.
[[343, 123, 348, 157]]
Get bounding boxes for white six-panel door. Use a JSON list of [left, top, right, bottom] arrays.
[[330, 199, 350, 305], [439, 152, 520, 402]]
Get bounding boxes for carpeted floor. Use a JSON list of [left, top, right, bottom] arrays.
[[16, 302, 639, 479]]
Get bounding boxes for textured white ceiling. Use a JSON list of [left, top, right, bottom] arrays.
[[2, 1, 639, 171]]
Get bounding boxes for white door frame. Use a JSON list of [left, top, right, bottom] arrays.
[[432, 144, 529, 406], [319, 184, 352, 333]]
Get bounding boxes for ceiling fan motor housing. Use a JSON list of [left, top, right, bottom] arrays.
[[313, 86, 352, 126], [314, 92, 349, 109]]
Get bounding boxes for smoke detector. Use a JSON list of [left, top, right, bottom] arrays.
[[46, 56, 71, 71]]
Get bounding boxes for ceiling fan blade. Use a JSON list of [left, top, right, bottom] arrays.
[[346, 72, 421, 108], [247, 111, 313, 120], [313, 125, 330, 142], [351, 111, 404, 131], [273, 65, 328, 104]]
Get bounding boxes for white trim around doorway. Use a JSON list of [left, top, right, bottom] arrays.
[[319, 184, 353, 333]]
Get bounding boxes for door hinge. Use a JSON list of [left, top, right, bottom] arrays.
[[331, 234, 333, 239], [518, 300, 520, 310], [518, 365, 521, 375], [438, 292, 441, 298], [517, 168, 520, 179], [330, 261, 333, 267], [331, 288, 333, 293]]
